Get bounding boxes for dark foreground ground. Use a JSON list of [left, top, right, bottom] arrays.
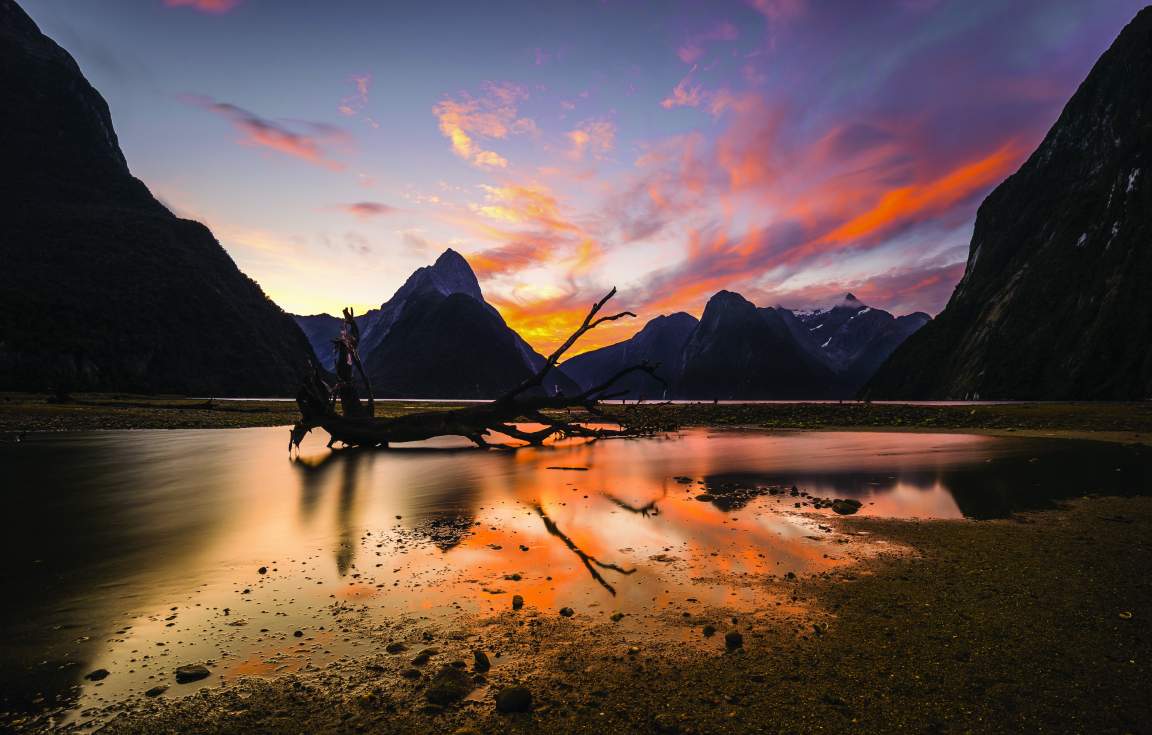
[[2, 393, 1151, 443], [86, 497, 1150, 735]]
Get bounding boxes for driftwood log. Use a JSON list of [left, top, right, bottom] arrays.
[[289, 288, 663, 452]]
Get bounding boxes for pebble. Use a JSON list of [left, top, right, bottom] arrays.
[[512, 595, 524, 610], [724, 631, 744, 650], [85, 669, 109, 681], [559, 607, 574, 617]]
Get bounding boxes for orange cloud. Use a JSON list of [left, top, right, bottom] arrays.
[[164, 0, 240, 13], [661, 67, 705, 109], [565, 119, 615, 161], [816, 142, 1024, 250], [433, 82, 535, 169]]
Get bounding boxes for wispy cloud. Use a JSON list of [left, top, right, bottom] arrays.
[[338, 201, 395, 218], [187, 96, 351, 170], [677, 20, 739, 64], [163, 0, 241, 14], [338, 74, 379, 128]]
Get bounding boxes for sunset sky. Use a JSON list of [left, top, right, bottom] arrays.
[[21, 0, 1146, 352]]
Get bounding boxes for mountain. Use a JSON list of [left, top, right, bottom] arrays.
[[563, 291, 928, 399], [678, 291, 837, 399], [867, 8, 1152, 399], [780, 294, 931, 394], [292, 249, 578, 399], [561, 312, 698, 398], [0, 0, 316, 395]]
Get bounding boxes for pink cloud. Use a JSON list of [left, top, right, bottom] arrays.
[[187, 96, 351, 170], [338, 202, 395, 218], [677, 20, 739, 64], [163, 0, 241, 14]]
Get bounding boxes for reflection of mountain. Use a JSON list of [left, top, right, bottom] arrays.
[[695, 439, 1152, 518]]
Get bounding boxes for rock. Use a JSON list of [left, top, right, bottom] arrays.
[[473, 649, 491, 672], [695, 494, 715, 502], [385, 642, 408, 654], [425, 666, 474, 705], [175, 664, 210, 683], [85, 668, 109, 681], [293, 630, 304, 637], [512, 594, 524, 610], [831, 499, 862, 515], [257, 566, 267, 574], [559, 607, 574, 617], [702, 624, 716, 637], [144, 685, 168, 697], [400, 668, 421, 679], [495, 685, 533, 713], [724, 631, 744, 650], [411, 648, 438, 666], [610, 612, 625, 622], [653, 712, 681, 733]]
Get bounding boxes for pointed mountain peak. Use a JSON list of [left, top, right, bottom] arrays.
[[384, 249, 482, 307], [844, 292, 859, 302]]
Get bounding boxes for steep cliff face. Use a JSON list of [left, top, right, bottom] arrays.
[[867, 8, 1152, 399], [0, 0, 317, 395]]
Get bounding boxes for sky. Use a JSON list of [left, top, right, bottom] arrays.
[[21, 0, 1148, 353]]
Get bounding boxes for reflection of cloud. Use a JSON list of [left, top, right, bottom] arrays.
[[186, 96, 351, 170]]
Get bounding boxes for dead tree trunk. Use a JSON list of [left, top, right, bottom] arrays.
[[289, 288, 663, 452]]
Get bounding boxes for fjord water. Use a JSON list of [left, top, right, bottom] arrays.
[[1, 428, 1148, 723]]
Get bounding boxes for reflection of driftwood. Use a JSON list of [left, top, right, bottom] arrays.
[[290, 289, 664, 452], [602, 489, 666, 517], [531, 503, 635, 595]]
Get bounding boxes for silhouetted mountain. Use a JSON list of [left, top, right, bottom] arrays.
[[780, 294, 930, 394], [0, 0, 316, 395], [562, 312, 698, 398], [564, 291, 927, 399], [678, 291, 837, 399], [867, 8, 1152, 399], [292, 249, 578, 398]]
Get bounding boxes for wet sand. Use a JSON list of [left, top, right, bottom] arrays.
[[77, 496, 1151, 735]]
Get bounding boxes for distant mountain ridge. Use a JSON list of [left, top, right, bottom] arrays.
[[866, 7, 1152, 399], [563, 290, 930, 399], [291, 250, 578, 399], [0, 0, 317, 395]]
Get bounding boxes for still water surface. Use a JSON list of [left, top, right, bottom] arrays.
[[1, 427, 1148, 724]]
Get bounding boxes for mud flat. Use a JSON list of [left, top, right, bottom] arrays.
[[40, 496, 1151, 735]]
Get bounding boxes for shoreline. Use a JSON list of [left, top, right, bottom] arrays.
[[3, 394, 1150, 444], [38, 496, 1150, 735]]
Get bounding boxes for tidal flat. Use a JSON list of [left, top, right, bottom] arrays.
[[0, 401, 1149, 734]]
